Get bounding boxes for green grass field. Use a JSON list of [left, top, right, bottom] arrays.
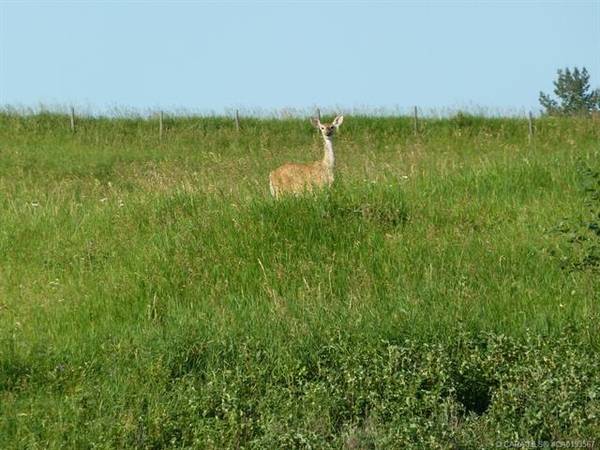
[[1, 111, 599, 448]]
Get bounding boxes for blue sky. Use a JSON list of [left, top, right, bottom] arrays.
[[0, 1, 598, 115]]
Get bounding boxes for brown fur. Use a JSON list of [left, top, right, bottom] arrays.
[[269, 160, 333, 197], [269, 115, 344, 198]]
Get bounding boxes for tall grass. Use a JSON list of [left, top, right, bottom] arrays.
[[0, 112, 599, 448]]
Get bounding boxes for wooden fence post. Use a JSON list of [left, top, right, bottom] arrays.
[[159, 111, 164, 141], [316, 108, 321, 121], [235, 109, 240, 132], [528, 111, 533, 143], [413, 106, 419, 136], [70, 106, 75, 133]]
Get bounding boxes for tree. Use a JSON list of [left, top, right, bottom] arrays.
[[539, 66, 600, 115]]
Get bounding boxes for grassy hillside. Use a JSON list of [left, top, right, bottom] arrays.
[[1, 112, 599, 448]]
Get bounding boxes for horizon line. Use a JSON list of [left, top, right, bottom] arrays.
[[0, 103, 544, 119]]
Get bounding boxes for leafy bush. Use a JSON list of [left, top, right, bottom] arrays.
[[5, 331, 598, 448], [554, 162, 600, 271]]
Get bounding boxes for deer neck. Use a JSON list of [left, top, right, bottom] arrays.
[[321, 136, 335, 169]]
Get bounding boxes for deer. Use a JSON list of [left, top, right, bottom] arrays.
[[269, 115, 344, 198]]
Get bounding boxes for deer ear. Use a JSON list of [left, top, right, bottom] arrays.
[[332, 115, 344, 128], [310, 117, 321, 128]]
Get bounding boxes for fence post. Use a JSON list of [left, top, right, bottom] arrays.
[[159, 111, 164, 141], [316, 108, 321, 121], [235, 109, 240, 132], [528, 111, 533, 143], [413, 106, 418, 136], [70, 106, 75, 133]]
